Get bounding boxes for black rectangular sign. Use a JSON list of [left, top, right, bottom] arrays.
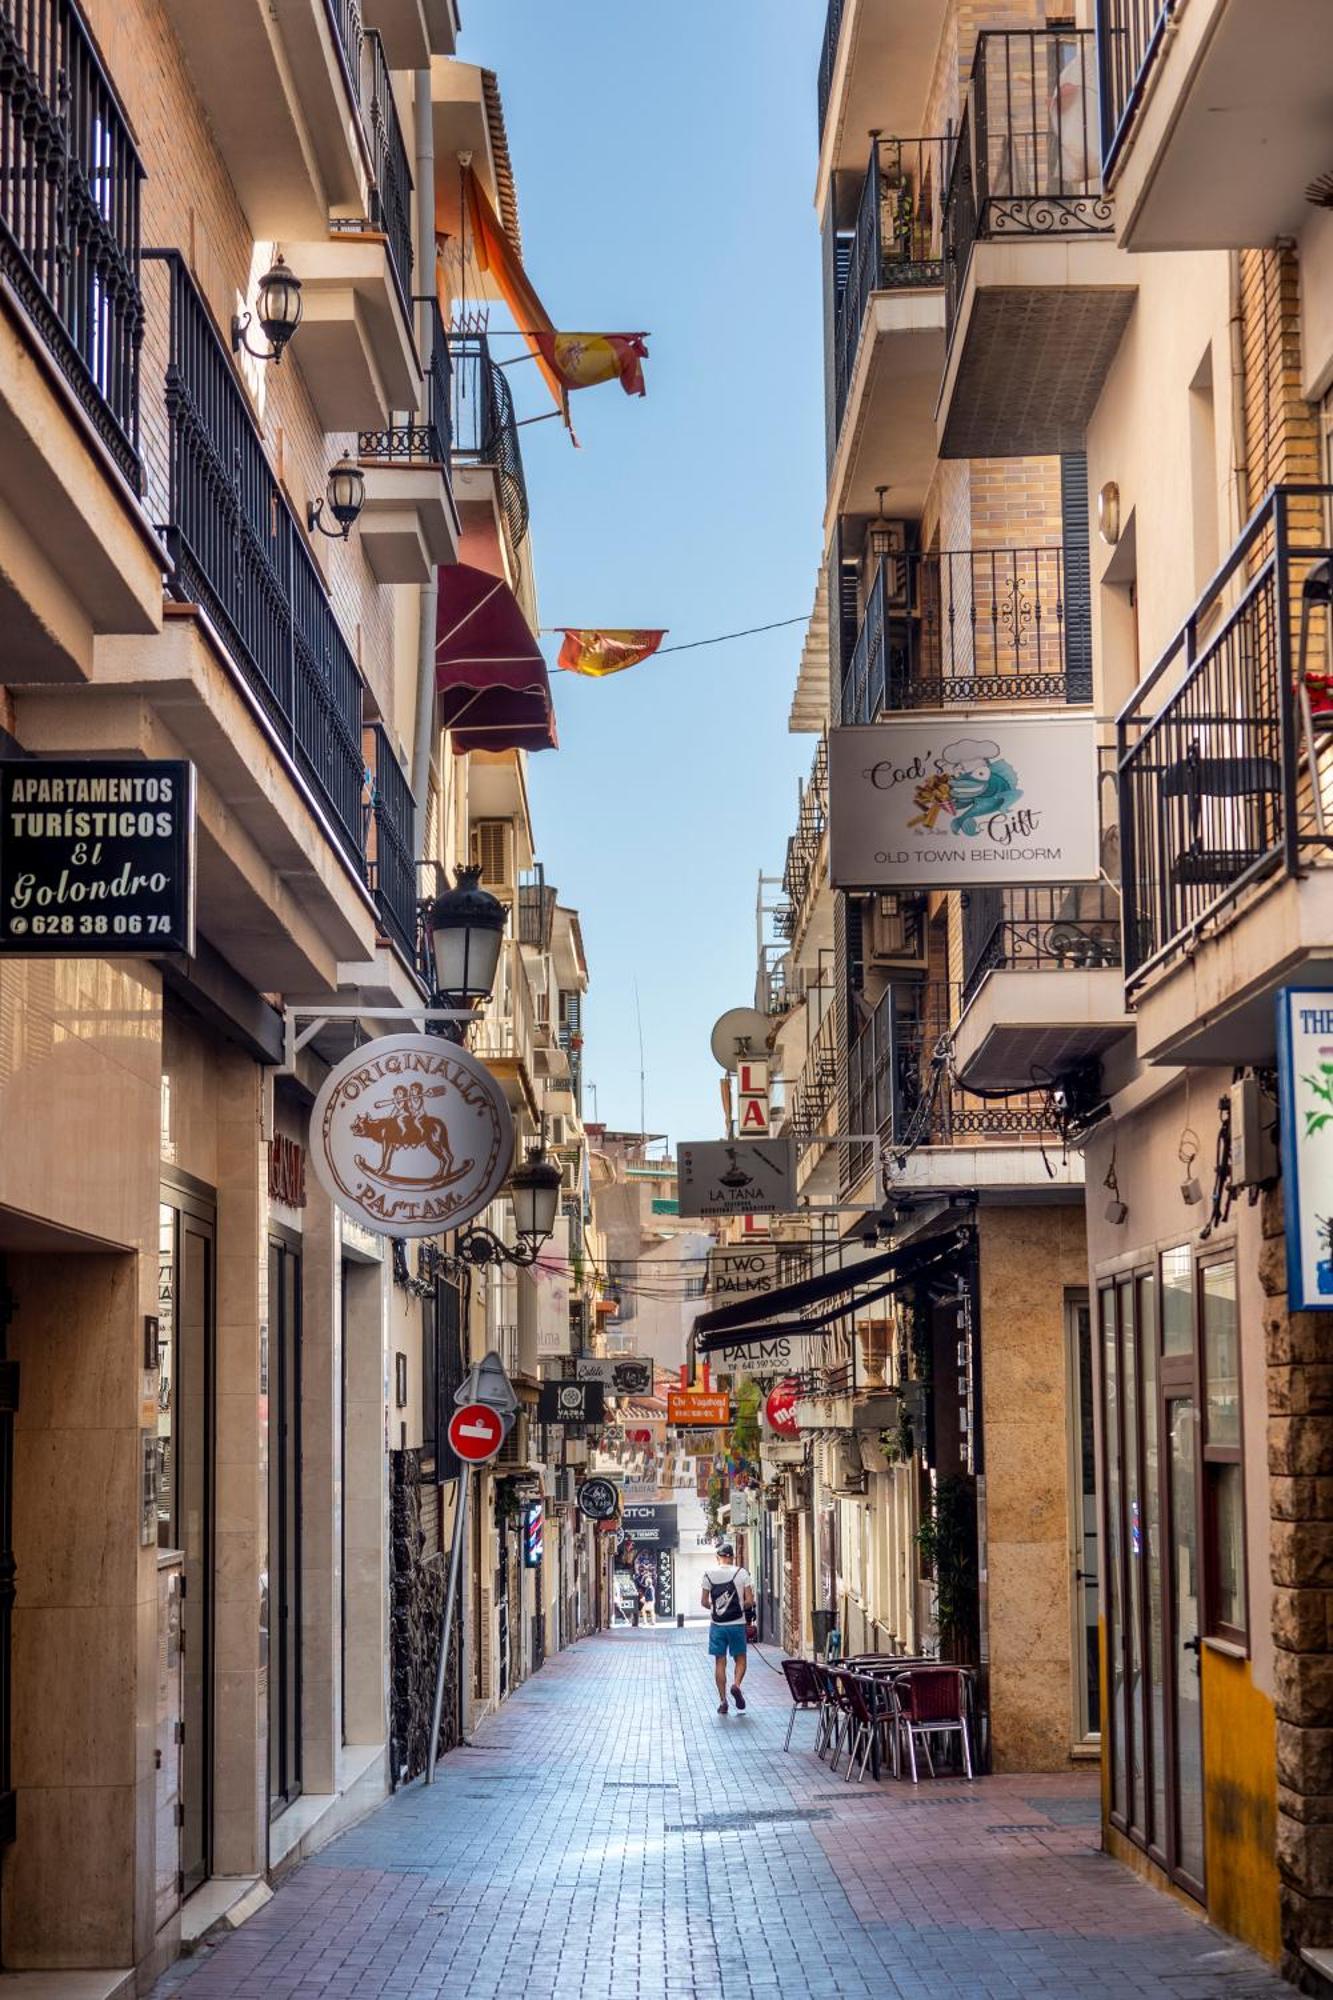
[[620, 1502, 678, 1551], [0, 759, 195, 956], [537, 1379, 605, 1426]]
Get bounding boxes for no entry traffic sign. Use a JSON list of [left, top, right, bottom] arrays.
[[448, 1402, 505, 1464]]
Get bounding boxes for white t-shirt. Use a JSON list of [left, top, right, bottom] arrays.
[[703, 1564, 752, 1625]]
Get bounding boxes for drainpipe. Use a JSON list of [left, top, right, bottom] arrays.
[[1228, 249, 1251, 541], [412, 67, 439, 861]]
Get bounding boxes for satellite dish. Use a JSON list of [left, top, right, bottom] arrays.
[[709, 1006, 771, 1071]]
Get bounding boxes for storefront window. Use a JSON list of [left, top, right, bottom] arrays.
[[1201, 1260, 1240, 1448], [1161, 1246, 1192, 1356], [1201, 1256, 1246, 1643]]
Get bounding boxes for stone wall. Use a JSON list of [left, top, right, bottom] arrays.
[[389, 1452, 459, 1786], [1258, 1184, 1333, 1973]]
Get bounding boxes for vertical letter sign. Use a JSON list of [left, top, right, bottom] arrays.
[[1279, 987, 1333, 1308]]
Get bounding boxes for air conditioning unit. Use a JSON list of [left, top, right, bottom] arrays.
[[494, 1412, 529, 1469], [829, 1439, 868, 1496], [781, 1468, 809, 1511], [864, 893, 927, 969]]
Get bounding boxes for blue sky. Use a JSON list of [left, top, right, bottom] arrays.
[[457, 0, 825, 1148]]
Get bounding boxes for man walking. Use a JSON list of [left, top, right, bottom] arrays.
[[701, 1540, 755, 1714]]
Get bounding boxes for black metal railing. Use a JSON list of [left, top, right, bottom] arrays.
[[325, 0, 363, 98], [788, 1000, 838, 1144], [782, 733, 830, 929], [841, 544, 1080, 720], [816, 0, 846, 138], [449, 333, 530, 551], [518, 867, 556, 951], [363, 29, 412, 311], [943, 30, 1112, 341], [1096, 0, 1173, 178], [359, 295, 453, 464], [147, 250, 365, 863], [844, 982, 1056, 1191], [960, 884, 1122, 1006], [364, 723, 418, 963], [1118, 485, 1333, 987], [0, 0, 144, 486], [834, 137, 948, 436]]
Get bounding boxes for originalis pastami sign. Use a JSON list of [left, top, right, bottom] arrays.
[[1278, 989, 1333, 1309], [310, 1034, 514, 1239], [828, 718, 1100, 889], [0, 758, 196, 955]]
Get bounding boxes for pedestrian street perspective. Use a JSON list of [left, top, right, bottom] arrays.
[[1, 0, 1333, 1994]]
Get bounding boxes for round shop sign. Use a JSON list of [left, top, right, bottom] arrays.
[[310, 1034, 514, 1239], [764, 1379, 801, 1438], [576, 1477, 620, 1523]]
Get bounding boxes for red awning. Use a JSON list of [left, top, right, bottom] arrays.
[[436, 563, 558, 753]]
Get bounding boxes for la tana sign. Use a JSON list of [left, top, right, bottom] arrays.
[[310, 1035, 514, 1239], [828, 717, 1099, 889], [0, 758, 196, 955]]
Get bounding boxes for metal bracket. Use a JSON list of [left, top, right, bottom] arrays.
[[277, 1004, 475, 1078]]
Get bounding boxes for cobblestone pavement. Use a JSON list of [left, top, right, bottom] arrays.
[[155, 1626, 1291, 1999]]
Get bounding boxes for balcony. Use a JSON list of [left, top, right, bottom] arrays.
[[841, 544, 1088, 722], [782, 734, 832, 965], [363, 0, 458, 68], [363, 722, 419, 968], [1118, 484, 1333, 1065], [0, 0, 164, 680], [952, 885, 1128, 1092], [357, 297, 458, 581], [450, 334, 530, 562], [830, 137, 949, 519], [816, 0, 949, 210], [843, 982, 1075, 1202], [162, 0, 369, 239], [937, 29, 1135, 460], [1097, 0, 1330, 250]]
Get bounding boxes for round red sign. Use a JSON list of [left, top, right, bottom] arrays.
[[448, 1402, 505, 1463], [764, 1379, 801, 1438]]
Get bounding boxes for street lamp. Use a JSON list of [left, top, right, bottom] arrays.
[[307, 454, 366, 541], [424, 865, 508, 1037], [231, 255, 304, 364], [450, 1143, 563, 1271]]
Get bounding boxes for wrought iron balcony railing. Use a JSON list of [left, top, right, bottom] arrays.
[[841, 544, 1084, 720], [834, 136, 949, 439], [362, 28, 412, 312], [359, 295, 452, 464], [449, 333, 530, 552], [782, 733, 830, 932], [844, 981, 1056, 1192], [1096, 0, 1173, 179], [816, 0, 846, 139], [147, 250, 366, 867], [363, 722, 418, 964], [787, 999, 838, 1145], [942, 29, 1112, 342], [0, 0, 144, 487], [960, 884, 1122, 1008], [1118, 485, 1333, 989]]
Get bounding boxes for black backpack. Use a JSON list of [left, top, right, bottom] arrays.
[[708, 1567, 743, 1623]]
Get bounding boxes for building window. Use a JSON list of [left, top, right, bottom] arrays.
[[1200, 1255, 1246, 1643]]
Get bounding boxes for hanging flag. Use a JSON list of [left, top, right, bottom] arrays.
[[557, 630, 666, 678], [450, 168, 565, 413], [534, 332, 649, 398]]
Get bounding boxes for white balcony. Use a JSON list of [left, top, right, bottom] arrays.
[[357, 461, 457, 583], [288, 234, 420, 431], [363, 0, 458, 67]]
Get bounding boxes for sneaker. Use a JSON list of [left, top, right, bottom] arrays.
[[717, 1700, 729, 1715], [731, 1685, 747, 1711]]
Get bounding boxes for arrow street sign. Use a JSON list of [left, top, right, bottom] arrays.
[[448, 1402, 506, 1464]]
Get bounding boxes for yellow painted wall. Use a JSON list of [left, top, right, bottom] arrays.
[[1200, 1647, 1281, 1963]]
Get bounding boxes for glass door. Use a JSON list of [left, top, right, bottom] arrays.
[[1068, 1299, 1099, 1742], [1164, 1390, 1206, 1894]]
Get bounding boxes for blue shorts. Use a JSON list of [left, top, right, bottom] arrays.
[[708, 1623, 747, 1659]]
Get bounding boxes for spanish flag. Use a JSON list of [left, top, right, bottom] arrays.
[[557, 630, 666, 678], [535, 332, 648, 398]]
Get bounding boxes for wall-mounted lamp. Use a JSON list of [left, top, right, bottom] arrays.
[[1103, 1148, 1127, 1226], [1097, 480, 1121, 546], [307, 455, 366, 541], [231, 255, 303, 365]]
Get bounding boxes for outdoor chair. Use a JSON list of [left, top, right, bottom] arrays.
[[817, 1662, 850, 1769], [779, 1657, 825, 1753], [833, 1669, 894, 1784], [893, 1665, 973, 1783]]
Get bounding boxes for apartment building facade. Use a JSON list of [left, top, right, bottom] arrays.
[[0, 3, 609, 1987]]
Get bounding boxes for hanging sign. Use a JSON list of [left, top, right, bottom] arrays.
[[764, 1380, 802, 1438], [576, 1476, 620, 1522], [828, 718, 1100, 889], [537, 1378, 605, 1425], [1278, 988, 1333, 1308], [620, 1502, 678, 1550], [677, 1139, 796, 1218], [712, 1333, 830, 1380], [310, 1034, 514, 1239], [666, 1388, 731, 1427], [0, 757, 196, 955]]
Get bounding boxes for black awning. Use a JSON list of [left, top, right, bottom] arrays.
[[693, 1228, 972, 1356]]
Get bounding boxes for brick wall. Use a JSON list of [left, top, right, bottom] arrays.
[[81, 0, 398, 723]]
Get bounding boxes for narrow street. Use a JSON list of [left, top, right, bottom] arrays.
[[155, 1631, 1287, 2000]]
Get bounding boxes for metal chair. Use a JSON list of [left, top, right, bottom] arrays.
[[778, 1657, 825, 1753], [894, 1665, 973, 1783]]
